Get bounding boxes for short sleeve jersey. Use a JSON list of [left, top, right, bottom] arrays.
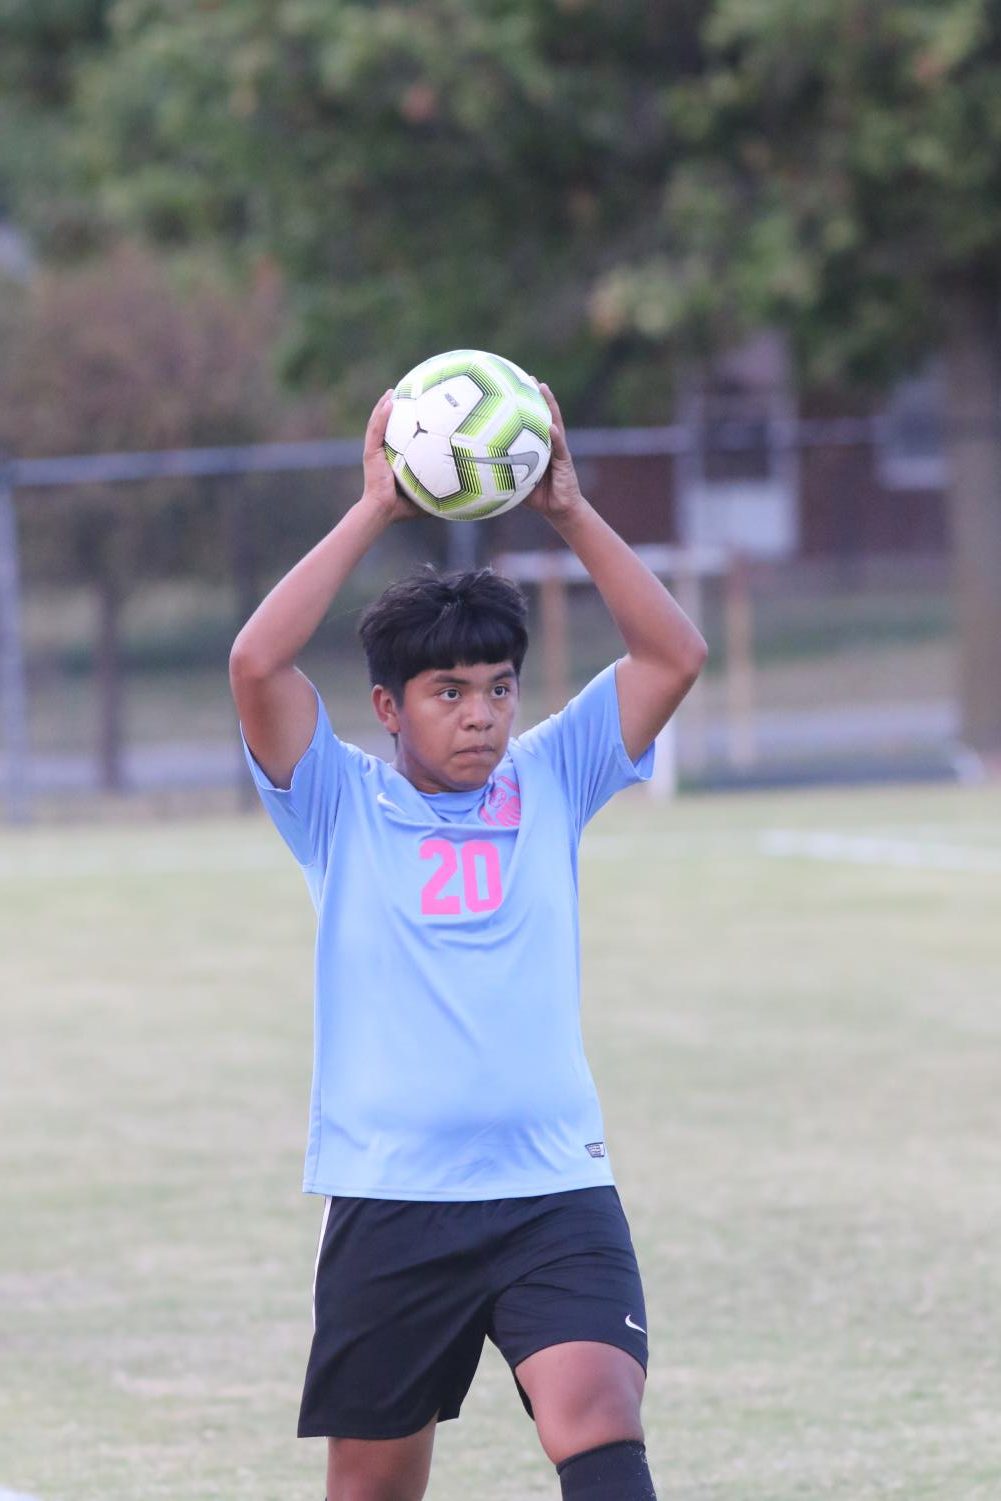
[[243, 662, 654, 1201]]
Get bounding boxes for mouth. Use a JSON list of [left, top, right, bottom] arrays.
[[455, 746, 494, 757]]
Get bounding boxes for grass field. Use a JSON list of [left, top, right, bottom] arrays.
[[2, 782, 1000, 1501]]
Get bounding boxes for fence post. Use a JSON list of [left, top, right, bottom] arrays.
[[650, 719, 678, 799], [226, 482, 259, 811], [539, 561, 570, 716], [0, 468, 30, 824], [673, 561, 708, 774], [724, 551, 757, 769]]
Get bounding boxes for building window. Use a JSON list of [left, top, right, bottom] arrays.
[[877, 368, 947, 491]]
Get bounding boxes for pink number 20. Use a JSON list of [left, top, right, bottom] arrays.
[[420, 838, 503, 916]]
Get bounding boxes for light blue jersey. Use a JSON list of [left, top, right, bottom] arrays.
[[243, 662, 654, 1201]]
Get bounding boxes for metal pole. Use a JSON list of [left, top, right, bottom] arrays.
[[0, 470, 31, 823], [446, 521, 478, 573]]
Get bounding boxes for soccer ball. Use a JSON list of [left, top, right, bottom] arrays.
[[384, 350, 553, 520]]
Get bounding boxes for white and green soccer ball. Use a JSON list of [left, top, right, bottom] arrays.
[[384, 349, 553, 520]]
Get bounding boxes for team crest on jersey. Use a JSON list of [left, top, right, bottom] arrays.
[[479, 774, 521, 828]]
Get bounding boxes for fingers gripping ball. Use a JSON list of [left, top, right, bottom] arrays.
[[384, 350, 553, 520]]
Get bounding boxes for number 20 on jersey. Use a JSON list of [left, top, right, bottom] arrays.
[[420, 838, 503, 916]]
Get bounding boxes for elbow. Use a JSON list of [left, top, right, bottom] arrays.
[[632, 631, 708, 699], [679, 632, 709, 688], [229, 633, 270, 687]]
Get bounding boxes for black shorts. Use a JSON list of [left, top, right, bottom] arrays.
[[299, 1186, 648, 1440]]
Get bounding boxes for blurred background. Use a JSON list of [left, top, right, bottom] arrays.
[[1, 0, 999, 813], [4, 10, 1001, 1501]]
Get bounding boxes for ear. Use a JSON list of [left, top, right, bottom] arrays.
[[371, 683, 401, 735]]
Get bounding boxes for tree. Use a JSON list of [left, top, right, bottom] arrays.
[[0, 0, 113, 252], [591, 0, 1001, 757], [75, 0, 700, 419], [16, 1, 1001, 752], [0, 244, 297, 788]]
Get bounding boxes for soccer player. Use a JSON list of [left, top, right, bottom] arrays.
[[229, 383, 707, 1501]]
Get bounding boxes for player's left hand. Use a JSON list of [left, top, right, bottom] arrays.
[[523, 382, 585, 523]]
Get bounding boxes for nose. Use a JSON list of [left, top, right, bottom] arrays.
[[463, 694, 496, 730]]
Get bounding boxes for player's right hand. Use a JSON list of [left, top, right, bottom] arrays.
[[361, 390, 422, 523]]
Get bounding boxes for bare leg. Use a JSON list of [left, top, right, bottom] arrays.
[[325, 1411, 437, 1501], [515, 1341, 645, 1467]]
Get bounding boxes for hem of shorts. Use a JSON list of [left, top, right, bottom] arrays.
[[301, 1170, 615, 1201], [512, 1332, 649, 1378], [298, 1406, 461, 1440]]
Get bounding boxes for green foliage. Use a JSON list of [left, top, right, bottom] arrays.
[[8, 1, 1001, 404], [0, 0, 108, 100], [70, 0, 698, 415], [0, 0, 112, 242], [653, 0, 1001, 385]]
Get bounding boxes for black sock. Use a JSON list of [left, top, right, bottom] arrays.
[[557, 1439, 657, 1499]]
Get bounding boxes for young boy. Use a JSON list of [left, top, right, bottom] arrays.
[[230, 383, 707, 1501]]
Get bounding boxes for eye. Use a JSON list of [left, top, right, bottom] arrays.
[[440, 687, 461, 702], [492, 683, 511, 698]]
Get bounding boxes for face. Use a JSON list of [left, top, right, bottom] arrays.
[[372, 661, 519, 794]]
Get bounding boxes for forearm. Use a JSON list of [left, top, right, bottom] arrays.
[[550, 499, 707, 671], [231, 498, 392, 676]]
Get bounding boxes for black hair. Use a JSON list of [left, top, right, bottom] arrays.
[[358, 565, 529, 702]]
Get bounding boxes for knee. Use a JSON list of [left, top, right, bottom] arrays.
[[538, 1387, 644, 1468], [326, 1424, 434, 1501]]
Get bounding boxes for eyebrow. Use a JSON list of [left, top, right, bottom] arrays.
[[429, 667, 516, 685]]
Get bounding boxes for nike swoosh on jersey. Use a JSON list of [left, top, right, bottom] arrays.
[[625, 1314, 646, 1333], [376, 792, 404, 814]]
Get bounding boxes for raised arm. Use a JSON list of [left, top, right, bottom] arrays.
[[524, 384, 708, 762], [229, 391, 417, 788]]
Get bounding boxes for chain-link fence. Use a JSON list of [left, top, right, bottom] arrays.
[[1, 416, 958, 822]]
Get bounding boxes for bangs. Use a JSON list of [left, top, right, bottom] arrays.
[[415, 605, 521, 678], [358, 566, 529, 701]]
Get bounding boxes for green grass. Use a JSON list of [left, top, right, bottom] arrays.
[[2, 783, 1000, 1500]]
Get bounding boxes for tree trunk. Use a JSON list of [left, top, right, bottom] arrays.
[[95, 517, 126, 793], [942, 285, 1001, 761], [225, 483, 258, 810]]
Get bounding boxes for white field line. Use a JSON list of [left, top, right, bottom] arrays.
[[586, 829, 1001, 874], [0, 1489, 45, 1500], [761, 829, 1001, 874], [583, 832, 728, 860]]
